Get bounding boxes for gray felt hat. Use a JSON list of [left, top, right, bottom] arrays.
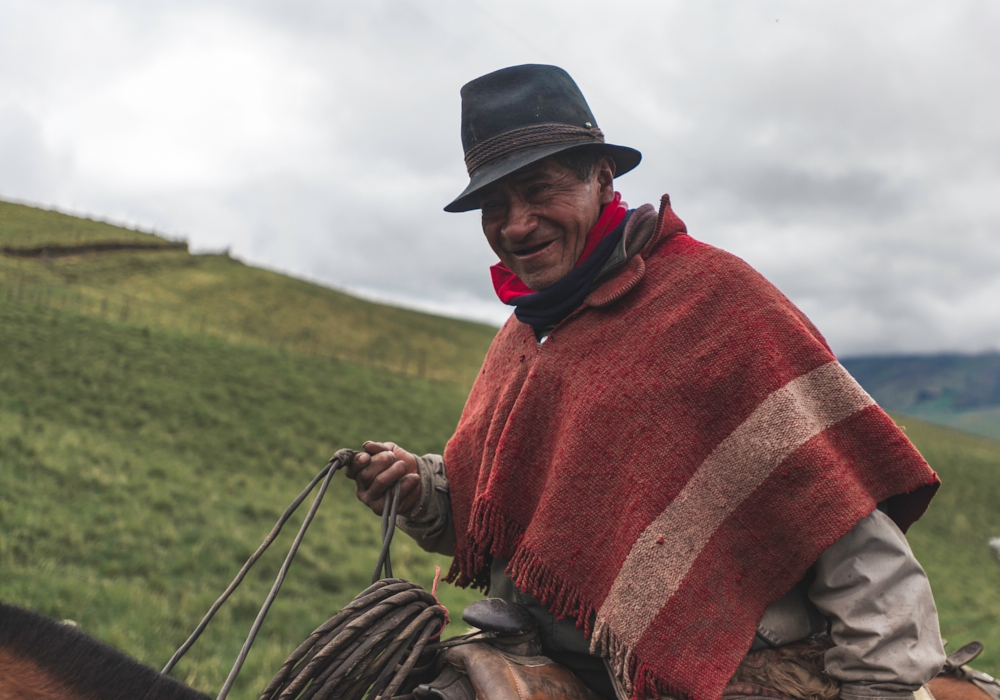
[[444, 64, 642, 213]]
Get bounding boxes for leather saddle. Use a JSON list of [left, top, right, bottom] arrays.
[[927, 642, 1000, 700], [414, 599, 601, 700]]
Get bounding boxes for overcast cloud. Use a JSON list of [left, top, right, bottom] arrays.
[[1, 0, 998, 356]]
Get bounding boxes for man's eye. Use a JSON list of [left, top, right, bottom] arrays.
[[526, 183, 550, 198]]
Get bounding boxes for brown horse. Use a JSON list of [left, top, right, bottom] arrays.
[[928, 677, 994, 700], [2, 599, 997, 700], [0, 602, 209, 700]]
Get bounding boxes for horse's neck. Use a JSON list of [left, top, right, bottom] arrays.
[[0, 603, 209, 700], [0, 648, 81, 700], [929, 676, 996, 700]]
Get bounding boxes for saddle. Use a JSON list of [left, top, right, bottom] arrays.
[[417, 601, 1000, 700], [927, 642, 1000, 700], [414, 599, 601, 700]]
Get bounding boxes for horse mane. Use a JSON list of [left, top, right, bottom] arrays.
[[0, 602, 210, 700]]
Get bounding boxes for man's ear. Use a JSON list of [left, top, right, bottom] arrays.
[[596, 156, 616, 205]]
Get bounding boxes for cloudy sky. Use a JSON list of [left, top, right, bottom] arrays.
[[1, 1, 998, 356]]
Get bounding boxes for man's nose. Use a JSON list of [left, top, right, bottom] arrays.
[[500, 198, 536, 244]]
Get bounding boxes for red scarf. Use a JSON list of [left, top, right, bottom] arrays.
[[445, 196, 939, 700], [490, 192, 627, 303]]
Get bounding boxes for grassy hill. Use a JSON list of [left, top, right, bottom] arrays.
[[2, 199, 1000, 695], [0, 199, 497, 388], [0, 200, 496, 696], [891, 417, 1000, 669], [0, 199, 160, 248], [0, 300, 488, 695]]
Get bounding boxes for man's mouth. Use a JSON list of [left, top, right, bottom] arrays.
[[511, 240, 554, 258]]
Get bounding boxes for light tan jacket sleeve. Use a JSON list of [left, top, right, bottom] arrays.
[[395, 453, 456, 556], [811, 509, 946, 699]]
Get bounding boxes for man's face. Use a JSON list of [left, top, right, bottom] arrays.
[[479, 156, 616, 291]]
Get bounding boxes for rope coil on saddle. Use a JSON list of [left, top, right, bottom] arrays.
[[261, 580, 444, 700], [163, 449, 448, 700]]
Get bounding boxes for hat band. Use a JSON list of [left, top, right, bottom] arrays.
[[464, 123, 605, 175]]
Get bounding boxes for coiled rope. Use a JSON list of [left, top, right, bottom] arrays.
[[261, 579, 444, 700], [163, 449, 448, 700]]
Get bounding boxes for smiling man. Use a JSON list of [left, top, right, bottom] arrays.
[[344, 65, 947, 700], [480, 155, 615, 289]]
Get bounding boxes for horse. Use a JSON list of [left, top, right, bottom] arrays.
[[0, 602, 208, 700], [3, 599, 997, 700]]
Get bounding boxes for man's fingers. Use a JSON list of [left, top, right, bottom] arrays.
[[346, 442, 390, 480], [369, 459, 410, 496], [346, 441, 418, 517], [348, 443, 400, 481], [397, 473, 422, 514], [352, 451, 399, 489], [345, 451, 370, 479], [356, 458, 409, 508], [358, 479, 389, 515], [367, 473, 420, 517], [366, 493, 386, 516], [363, 441, 397, 456]]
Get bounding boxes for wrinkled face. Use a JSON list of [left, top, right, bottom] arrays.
[[479, 156, 615, 291]]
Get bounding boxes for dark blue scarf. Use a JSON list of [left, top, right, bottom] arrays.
[[507, 210, 632, 333]]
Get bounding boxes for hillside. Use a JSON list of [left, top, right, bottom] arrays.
[[0, 199, 498, 388], [0, 199, 160, 248], [0, 299, 489, 696], [2, 199, 999, 695], [0, 199, 496, 696], [843, 354, 1000, 440]]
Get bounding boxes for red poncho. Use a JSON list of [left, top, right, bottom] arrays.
[[444, 195, 939, 700]]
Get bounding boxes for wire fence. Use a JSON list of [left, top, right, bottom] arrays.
[[0, 276, 435, 382]]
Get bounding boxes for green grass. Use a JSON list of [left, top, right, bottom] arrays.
[[0, 199, 497, 388], [0, 299, 484, 696], [905, 406, 1000, 442], [0, 196, 496, 696], [0, 199, 163, 248], [895, 416, 1000, 670]]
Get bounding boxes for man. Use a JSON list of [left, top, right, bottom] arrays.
[[345, 65, 945, 700]]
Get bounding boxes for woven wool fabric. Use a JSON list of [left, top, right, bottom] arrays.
[[443, 195, 940, 700]]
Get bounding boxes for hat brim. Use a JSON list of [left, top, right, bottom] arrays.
[[443, 141, 642, 213]]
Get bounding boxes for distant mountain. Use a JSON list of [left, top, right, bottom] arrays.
[[841, 353, 1000, 440]]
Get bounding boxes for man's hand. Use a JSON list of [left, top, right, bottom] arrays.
[[344, 441, 422, 516]]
